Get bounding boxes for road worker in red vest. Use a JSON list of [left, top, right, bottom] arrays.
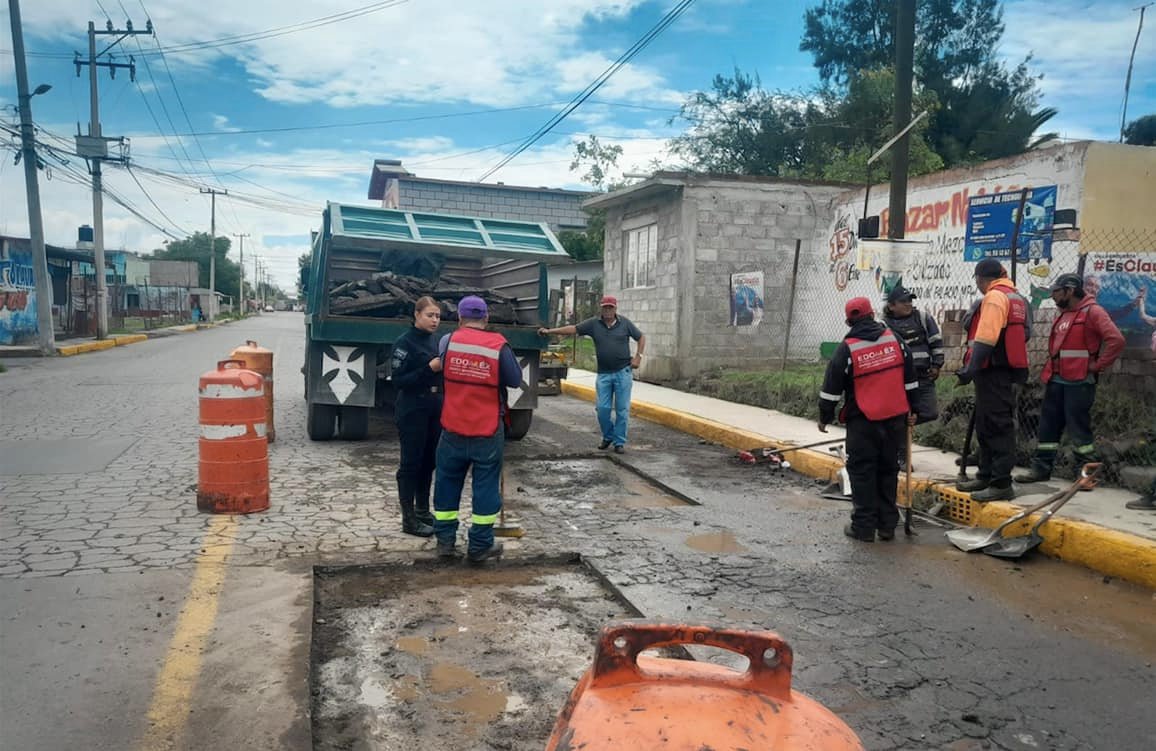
[[1014, 273, 1124, 484], [432, 295, 523, 564], [955, 259, 1031, 502], [818, 297, 919, 542]]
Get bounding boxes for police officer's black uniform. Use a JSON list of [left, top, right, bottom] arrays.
[[391, 325, 443, 537]]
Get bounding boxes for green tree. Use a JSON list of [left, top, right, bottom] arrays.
[[570, 135, 623, 190], [800, 0, 1056, 166], [669, 67, 943, 182], [147, 232, 241, 301], [1124, 114, 1156, 146]]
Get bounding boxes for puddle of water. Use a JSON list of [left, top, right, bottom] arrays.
[[429, 662, 479, 693], [685, 531, 749, 554]]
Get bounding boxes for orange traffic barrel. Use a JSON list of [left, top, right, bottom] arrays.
[[197, 359, 269, 514], [546, 622, 863, 751], [230, 340, 275, 442]]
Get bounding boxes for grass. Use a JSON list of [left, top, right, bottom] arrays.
[[0, 362, 7, 374], [679, 362, 1154, 486]]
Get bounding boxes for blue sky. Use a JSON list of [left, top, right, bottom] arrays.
[[2, 0, 1153, 290]]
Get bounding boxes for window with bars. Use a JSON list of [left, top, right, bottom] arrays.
[[624, 223, 657, 289]]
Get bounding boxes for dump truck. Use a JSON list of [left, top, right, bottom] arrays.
[[302, 203, 571, 441]]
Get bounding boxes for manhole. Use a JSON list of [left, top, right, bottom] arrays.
[[311, 556, 640, 751], [505, 458, 696, 508]]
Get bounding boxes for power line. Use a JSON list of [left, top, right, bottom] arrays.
[[4, 0, 409, 59], [477, 0, 697, 181]]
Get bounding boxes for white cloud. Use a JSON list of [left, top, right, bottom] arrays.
[[211, 114, 240, 132], [15, 1, 680, 108], [1000, 1, 1155, 136]]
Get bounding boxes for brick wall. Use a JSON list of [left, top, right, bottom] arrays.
[[602, 190, 685, 381], [681, 182, 846, 376], [397, 179, 589, 231]]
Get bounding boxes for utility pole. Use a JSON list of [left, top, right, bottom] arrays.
[[1121, 3, 1152, 142], [199, 187, 226, 321], [8, 0, 56, 354], [75, 17, 150, 339], [233, 233, 249, 314], [888, 0, 916, 241]]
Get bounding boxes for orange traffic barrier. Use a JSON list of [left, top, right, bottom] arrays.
[[230, 339, 275, 442], [546, 621, 863, 751], [197, 359, 270, 514]]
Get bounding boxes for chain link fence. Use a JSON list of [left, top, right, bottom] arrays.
[[686, 227, 1155, 490]]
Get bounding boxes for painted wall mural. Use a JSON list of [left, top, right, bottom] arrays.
[[0, 248, 39, 345]]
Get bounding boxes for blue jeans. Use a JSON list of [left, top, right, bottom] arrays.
[[432, 427, 504, 554], [595, 366, 633, 447]]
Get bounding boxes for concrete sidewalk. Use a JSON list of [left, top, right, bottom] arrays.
[[0, 321, 231, 359], [562, 369, 1156, 589]]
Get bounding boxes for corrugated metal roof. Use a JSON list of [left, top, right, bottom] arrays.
[[327, 203, 571, 262]]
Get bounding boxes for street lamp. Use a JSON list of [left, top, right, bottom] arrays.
[[31, 83, 52, 97]]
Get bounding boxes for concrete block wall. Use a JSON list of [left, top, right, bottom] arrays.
[[681, 182, 847, 376], [602, 191, 685, 381], [397, 179, 589, 231]]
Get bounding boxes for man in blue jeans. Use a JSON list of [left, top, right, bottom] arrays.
[[433, 296, 523, 563], [539, 295, 645, 453]]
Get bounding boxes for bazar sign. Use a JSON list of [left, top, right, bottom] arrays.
[[963, 186, 1057, 262]]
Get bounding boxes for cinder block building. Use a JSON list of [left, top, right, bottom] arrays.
[[367, 159, 593, 233], [583, 174, 848, 380]]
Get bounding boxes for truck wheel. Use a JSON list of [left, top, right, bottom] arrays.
[[338, 406, 370, 441], [505, 409, 533, 441], [308, 402, 338, 441]]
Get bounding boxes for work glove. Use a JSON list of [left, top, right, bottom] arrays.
[[955, 370, 973, 387]]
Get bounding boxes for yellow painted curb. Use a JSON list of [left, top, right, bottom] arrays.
[[173, 324, 198, 332], [57, 339, 117, 356], [559, 380, 1156, 590], [113, 334, 148, 346]]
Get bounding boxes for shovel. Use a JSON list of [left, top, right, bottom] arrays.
[[982, 463, 1101, 559], [943, 464, 1096, 552]]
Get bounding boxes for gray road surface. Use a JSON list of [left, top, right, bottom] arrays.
[[1, 313, 1152, 751]]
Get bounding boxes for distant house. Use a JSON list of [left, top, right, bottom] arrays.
[[367, 159, 594, 234]]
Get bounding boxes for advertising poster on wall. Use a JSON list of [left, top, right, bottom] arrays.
[[964, 185, 1057, 262], [730, 271, 764, 327], [1083, 252, 1156, 353]]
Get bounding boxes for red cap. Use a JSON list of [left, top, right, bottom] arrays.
[[600, 295, 618, 307], [844, 296, 874, 321]]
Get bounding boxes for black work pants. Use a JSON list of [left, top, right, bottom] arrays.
[[1031, 381, 1096, 474], [974, 368, 1016, 488], [846, 415, 905, 534], [396, 403, 441, 513]]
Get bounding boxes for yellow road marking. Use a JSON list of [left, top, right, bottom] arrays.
[[140, 515, 237, 750]]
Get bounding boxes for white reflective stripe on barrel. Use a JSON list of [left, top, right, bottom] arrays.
[[200, 383, 264, 399], [201, 422, 267, 440]]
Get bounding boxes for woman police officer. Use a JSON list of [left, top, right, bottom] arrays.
[[390, 296, 444, 536]]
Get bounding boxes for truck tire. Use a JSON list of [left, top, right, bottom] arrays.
[[505, 409, 533, 441], [338, 406, 370, 441], [308, 402, 338, 441]]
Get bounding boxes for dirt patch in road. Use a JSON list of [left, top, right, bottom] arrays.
[[311, 557, 640, 751]]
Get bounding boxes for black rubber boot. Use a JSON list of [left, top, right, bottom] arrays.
[[399, 500, 434, 537], [413, 497, 435, 529], [956, 478, 990, 493], [971, 485, 1015, 502], [877, 528, 896, 541], [1125, 495, 1156, 511], [436, 541, 459, 559], [843, 524, 875, 542]]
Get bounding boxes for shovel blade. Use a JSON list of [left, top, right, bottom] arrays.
[[981, 534, 1042, 559], [945, 527, 1002, 552]]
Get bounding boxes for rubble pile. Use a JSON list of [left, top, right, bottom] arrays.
[[328, 271, 519, 323]]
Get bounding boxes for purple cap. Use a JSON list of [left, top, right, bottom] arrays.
[[458, 295, 488, 319]]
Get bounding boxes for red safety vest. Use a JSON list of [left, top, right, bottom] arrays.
[[441, 327, 506, 437], [964, 286, 1029, 370], [847, 330, 909, 421], [1042, 297, 1097, 382]]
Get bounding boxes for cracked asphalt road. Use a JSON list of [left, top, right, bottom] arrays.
[[1, 313, 1153, 750]]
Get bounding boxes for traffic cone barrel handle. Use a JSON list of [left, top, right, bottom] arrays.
[[590, 622, 792, 698]]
